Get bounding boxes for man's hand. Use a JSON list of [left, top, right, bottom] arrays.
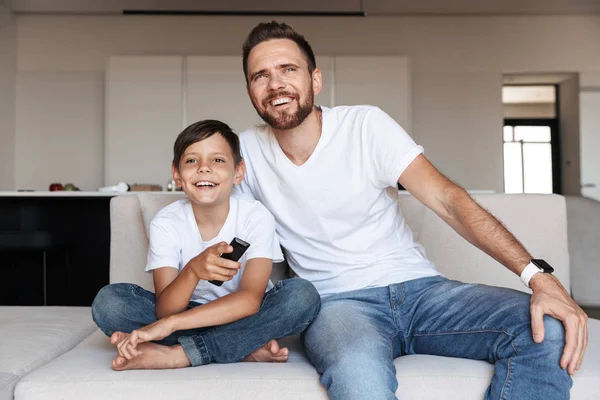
[[116, 318, 176, 360], [186, 242, 241, 283], [529, 273, 588, 375]]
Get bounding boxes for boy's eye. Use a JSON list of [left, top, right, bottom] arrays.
[[214, 158, 225, 163], [185, 159, 196, 164]]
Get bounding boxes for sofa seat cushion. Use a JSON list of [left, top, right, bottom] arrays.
[[0, 373, 19, 400], [15, 330, 325, 400], [0, 307, 96, 400], [16, 320, 600, 399]]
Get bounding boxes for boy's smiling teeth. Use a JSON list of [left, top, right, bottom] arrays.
[[271, 97, 293, 106], [195, 181, 216, 187]]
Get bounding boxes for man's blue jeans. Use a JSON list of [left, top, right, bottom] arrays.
[[92, 278, 320, 367], [302, 276, 572, 400]]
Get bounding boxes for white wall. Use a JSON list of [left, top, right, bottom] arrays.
[[503, 103, 555, 119], [13, 14, 600, 191], [558, 76, 582, 195], [0, 4, 16, 190]]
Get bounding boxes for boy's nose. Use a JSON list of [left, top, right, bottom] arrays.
[[197, 163, 211, 173]]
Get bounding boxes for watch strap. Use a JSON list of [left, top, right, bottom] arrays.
[[520, 261, 542, 288]]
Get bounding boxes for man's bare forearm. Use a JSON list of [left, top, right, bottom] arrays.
[[439, 186, 531, 274]]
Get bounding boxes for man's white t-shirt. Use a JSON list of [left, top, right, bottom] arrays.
[[235, 105, 440, 296], [145, 196, 284, 304]]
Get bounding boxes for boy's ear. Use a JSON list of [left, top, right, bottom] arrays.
[[233, 160, 246, 185], [171, 164, 182, 187]]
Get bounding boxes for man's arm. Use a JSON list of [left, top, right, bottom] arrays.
[[398, 154, 588, 375]]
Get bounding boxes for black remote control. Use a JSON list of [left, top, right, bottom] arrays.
[[209, 237, 250, 286]]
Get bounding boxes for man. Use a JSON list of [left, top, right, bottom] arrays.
[[235, 21, 587, 399]]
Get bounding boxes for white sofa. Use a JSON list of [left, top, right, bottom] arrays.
[[5, 193, 600, 399]]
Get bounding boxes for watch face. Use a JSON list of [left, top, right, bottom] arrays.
[[532, 259, 554, 274]]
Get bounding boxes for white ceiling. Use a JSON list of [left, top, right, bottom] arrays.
[[6, 0, 600, 15]]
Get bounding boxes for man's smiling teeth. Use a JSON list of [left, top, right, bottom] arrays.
[[195, 181, 216, 187], [271, 97, 293, 106]]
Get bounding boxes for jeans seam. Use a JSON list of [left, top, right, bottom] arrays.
[[500, 357, 513, 400], [410, 328, 516, 337], [391, 283, 406, 307]]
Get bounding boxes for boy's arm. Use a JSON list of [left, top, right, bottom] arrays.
[[154, 242, 242, 319], [153, 266, 198, 319], [167, 257, 272, 330]]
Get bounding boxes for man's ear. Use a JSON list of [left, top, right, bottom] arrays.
[[234, 160, 246, 185], [312, 68, 323, 97], [171, 163, 182, 187]]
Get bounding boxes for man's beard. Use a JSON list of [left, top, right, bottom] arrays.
[[253, 88, 314, 130]]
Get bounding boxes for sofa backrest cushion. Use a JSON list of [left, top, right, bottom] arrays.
[[110, 193, 570, 294]]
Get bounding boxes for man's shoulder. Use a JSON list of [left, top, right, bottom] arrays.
[[238, 123, 270, 142], [233, 196, 273, 220], [326, 104, 382, 119]]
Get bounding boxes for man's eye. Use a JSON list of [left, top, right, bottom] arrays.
[[285, 67, 296, 72], [255, 73, 266, 80]]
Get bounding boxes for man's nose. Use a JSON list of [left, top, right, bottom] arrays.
[[268, 73, 285, 91]]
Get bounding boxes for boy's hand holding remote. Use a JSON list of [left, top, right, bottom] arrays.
[[185, 242, 241, 283]]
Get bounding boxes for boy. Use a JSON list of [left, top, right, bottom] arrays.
[[92, 120, 320, 371]]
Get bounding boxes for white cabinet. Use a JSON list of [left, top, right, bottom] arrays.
[[334, 56, 410, 131], [105, 56, 183, 186], [184, 55, 337, 132], [580, 91, 600, 201], [185, 56, 260, 133], [105, 55, 409, 186]]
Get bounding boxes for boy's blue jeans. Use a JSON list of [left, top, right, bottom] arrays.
[[302, 275, 572, 400], [92, 278, 320, 367]]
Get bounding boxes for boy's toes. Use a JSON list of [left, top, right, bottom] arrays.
[[110, 331, 127, 345], [111, 356, 127, 370]]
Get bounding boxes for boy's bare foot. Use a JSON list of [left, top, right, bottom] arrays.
[[111, 342, 191, 371], [110, 331, 127, 345], [244, 339, 289, 362]]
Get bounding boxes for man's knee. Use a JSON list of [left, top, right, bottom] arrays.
[[322, 350, 397, 399], [518, 316, 566, 363]]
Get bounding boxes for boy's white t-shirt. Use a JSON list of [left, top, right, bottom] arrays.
[[235, 105, 440, 296], [145, 196, 284, 304]]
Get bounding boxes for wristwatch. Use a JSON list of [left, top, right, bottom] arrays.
[[520, 259, 555, 288]]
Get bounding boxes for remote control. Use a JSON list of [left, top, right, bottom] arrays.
[[209, 237, 250, 286]]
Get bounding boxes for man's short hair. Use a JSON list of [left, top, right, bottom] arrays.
[[173, 120, 242, 168], [242, 21, 316, 84]]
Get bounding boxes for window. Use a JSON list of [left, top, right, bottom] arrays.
[[503, 120, 560, 194]]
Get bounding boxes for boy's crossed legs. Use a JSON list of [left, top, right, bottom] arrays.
[[92, 278, 320, 370]]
